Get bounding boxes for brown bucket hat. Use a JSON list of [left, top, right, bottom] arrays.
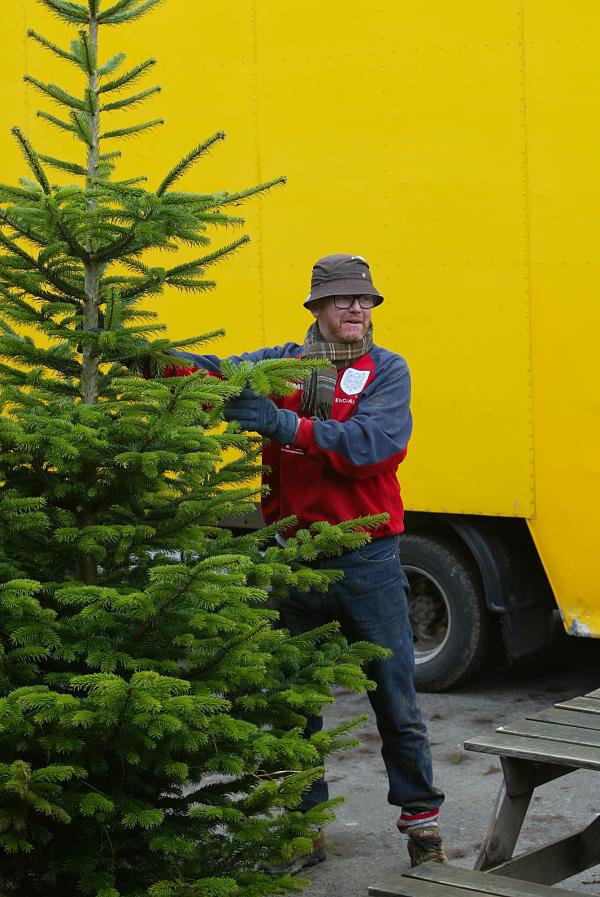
[[304, 253, 384, 307]]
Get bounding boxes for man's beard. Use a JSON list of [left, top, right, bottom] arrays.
[[336, 324, 367, 344]]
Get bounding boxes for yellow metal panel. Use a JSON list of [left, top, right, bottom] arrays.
[[255, 1, 534, 517], [0, 2, 29, 183], [523, 2, 600, 634]]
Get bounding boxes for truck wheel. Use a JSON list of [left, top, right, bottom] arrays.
[[399, 532, 497, 692]]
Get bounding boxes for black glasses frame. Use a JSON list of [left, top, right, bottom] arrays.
[[331, 295, 376, 309]]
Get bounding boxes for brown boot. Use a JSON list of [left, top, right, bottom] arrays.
[[407, 826, 448, 867], [263, 829, 327, 877]]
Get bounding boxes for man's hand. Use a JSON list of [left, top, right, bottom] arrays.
[[224, 388, 299, 445]]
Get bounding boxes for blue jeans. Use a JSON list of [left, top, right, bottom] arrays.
[[279, 535, 444, 813]]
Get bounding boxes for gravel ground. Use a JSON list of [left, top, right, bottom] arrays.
[[297, 639, 600, 897]]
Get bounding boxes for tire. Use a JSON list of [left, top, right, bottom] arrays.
[[399, 531, 498, 692]]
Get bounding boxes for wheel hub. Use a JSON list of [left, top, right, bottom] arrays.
[[405, 566, 451, 664]]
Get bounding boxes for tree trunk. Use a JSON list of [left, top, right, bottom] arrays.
[[79, 16, 101, 584]]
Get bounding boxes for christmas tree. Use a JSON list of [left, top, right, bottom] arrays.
[[0, 2, 385, 895]]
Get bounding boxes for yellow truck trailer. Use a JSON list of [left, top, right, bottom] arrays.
[[2, 2, 599, 689]]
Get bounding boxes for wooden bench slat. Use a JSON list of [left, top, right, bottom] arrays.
[[403, 863, 589, 896], [528, 706, 600, 731], [556, 696, 600, 714], [368, 877, 493, 897], [463, 732, 600, 769], [499, 718, 600, 748]]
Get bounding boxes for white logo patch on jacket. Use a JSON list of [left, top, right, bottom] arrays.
[[340, 367, 370, 396]]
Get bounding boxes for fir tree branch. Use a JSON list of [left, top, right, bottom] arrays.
[[129, 564, 214, 643], [0, 524, 74, 566], [0, 293, 57, 328], [93, 182, 158, 262], [39, 155, 88, 177], [98, 58, 155, 94], [206, 176, 287, 208], [162, 277, 216, 293], [39, 0, 90, 24], [165, 237, 250, 279], [24, 75, 87, 112], [0, 231, 85, 301], [71, 110, 94, 146], [118, 271, 165, 300], [159, 190, 226, 204], [97, 176, 147, 188], [98, 52, 126, 77], [78, 30, 97, 75], [98, 0, 164, 25], [156, 133, 225, 197], [199, 622, 271, 674], [27, 29, 79, 65], [73, 110, 94, 146], [0, 270, 68, 305], [0, 282, 19, 304], [100, 119, 163, 140], [94, 224, 141, 263], [101, 85, 160, 112], [0, 184, 43, 202], [198, 211, 245, 227], [11, 129, 50, 195], [0, 359, 77, 391], [119, 257, 149, 274], [37, 110, 77, 135], [43, 205, 90, 262], [85, 88, 98, 117], [0, 209, 49, 250], [160, 229, 214, 247], [168, 330, 226, 351], [97, 0, 139, 16], [0, 335, 81, 375]]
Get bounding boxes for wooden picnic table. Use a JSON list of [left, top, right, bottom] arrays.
[[463, 687, 600, 884], [368, 688, 600, 897]]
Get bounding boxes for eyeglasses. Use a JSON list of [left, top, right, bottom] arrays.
[[332, 295, 377, 309]]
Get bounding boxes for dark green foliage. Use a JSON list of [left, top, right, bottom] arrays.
[[0, 2, 386, 895]]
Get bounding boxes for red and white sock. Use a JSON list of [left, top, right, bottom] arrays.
[[396, 808, 440, 835]]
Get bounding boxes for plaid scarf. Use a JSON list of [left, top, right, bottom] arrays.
[[300, 323, 374, 420]]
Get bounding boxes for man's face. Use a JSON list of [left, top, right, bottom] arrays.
[[310, 296, 372, 343]]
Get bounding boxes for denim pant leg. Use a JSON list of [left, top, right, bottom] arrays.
[[327, 537, 444, 811], [278, 588, 333, 811]]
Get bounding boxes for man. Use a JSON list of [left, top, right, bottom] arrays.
[[170, 253, 445, 873]]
